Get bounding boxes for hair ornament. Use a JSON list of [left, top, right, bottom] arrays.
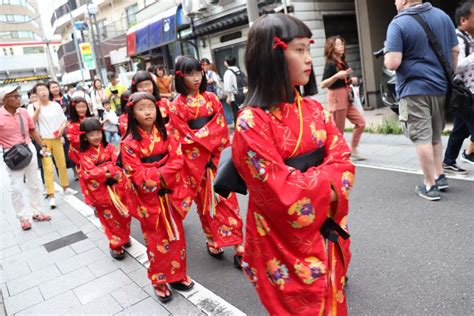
[[175, 70, 184, 77], [309, 39, 315, 44], [78, 131, 86, 135], [273, 37, 288, 50], [131, 80, 136, 86]]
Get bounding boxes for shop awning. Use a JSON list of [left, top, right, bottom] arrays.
[[126, 5, 190, 57]]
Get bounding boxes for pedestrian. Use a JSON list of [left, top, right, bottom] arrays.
[[231, 14, 355, 315], [154, 65, 173, 99], [130, 70, 170, 125], [90, 78, 107, 119], [48, 80, 78, 179], [223, 56, 245, 124], [78, 117, 131, 259], [321, 35, 366, 160], [0, 85, 51, 230], [101, 100, 120, 146], [65, 97, 93, 204], [171, 56, 244, 267], [121, 92, 194, 303], [105, 72, 127, 114], [443, 1, 474, 173], [384, 0, 459, 201], [118, 90, 131, 137], [30, 82, 78, 209]]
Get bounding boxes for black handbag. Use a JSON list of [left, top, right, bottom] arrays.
[[214, 146, 325, 198], [410, 14, 473, 112], [3, 113, 33, 170]]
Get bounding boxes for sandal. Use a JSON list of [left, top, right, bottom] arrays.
[[20, 219, 32, 231], [154, 284, 173, 303], [123, 240, 132, 248], [109, 248, 126, 260], [234, 250, 244, 270], [32, 214, 51, 222], [169, 275, 195, 291], [206, 241, 224, 258]]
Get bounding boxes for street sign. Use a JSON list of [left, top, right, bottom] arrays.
[[79, 42, 96, 70]]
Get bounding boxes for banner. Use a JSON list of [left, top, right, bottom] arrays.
[[79, 42, 96, 70]]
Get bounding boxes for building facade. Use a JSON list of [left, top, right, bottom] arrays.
[[0, 0, 60, 98]]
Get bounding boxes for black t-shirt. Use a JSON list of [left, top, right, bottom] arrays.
[[322, 61, 349, 89]]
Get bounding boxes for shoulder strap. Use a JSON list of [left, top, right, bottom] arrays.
[[409, 14, 453, 81], [17, 111, 27, 141], [457, 32, 470, 57]]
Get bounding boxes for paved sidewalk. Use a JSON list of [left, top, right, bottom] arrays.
[[0, 192, 213, 315]]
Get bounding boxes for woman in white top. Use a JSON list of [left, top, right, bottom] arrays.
[[90, 79, 107, 119], [30, 83, 77, 209]]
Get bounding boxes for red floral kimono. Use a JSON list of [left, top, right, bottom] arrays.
[[118, 114, 128, 137], [121, 124, 193, 286], [78, 143, 131, 250], [170, 92, 243, 248], [232, 95, 355, 315]]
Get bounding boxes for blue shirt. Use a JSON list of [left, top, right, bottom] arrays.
[[385, 3, 458, 99]]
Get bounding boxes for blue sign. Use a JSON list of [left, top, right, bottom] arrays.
[[162, 15, 176, 45], [136, 25, 149, 53], [149, 19, 163, 48]]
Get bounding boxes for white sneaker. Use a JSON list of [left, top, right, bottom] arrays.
[[49, 197, 56, 209], [63, 188, 78, 195]]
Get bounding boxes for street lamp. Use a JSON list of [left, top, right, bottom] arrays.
[[87, 1, 107, 84]]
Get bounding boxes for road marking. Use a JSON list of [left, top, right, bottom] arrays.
[[355, 163, 474, 182], [55, 182, 246, 316]]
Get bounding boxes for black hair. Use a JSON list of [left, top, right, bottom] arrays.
[[174, 55, 207, 96], [455, 1, 474, 26], [224, 56, 236, 66], [33, 82, 49, 94], [200, 58, 211, 64], [92, 79, 103, 90], [156, 64, 167, 77], [125, 92, 167, 141], [120, 90, 131, 115], [79, 117, 108, 152], [107, 72, 117, 81], [244, 13, 318, 108], [27, 89, 35, 98], [69, 97, 93, 123], [130, 70, 161, 99], [47, 81, 63, 100]]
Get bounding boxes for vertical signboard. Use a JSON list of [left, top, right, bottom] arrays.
[[79, 42, 96, 70]]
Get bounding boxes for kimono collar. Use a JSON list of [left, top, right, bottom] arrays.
[[138, 125, 161, 156]]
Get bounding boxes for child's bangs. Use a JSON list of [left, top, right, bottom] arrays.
[[81, 118, 102, 133], [278, 15, 312, 41], [180, 57, 202, 73]]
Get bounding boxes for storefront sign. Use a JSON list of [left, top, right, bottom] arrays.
[[79, 42, 96, 70]]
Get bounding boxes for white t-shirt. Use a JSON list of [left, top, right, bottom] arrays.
[[35, 101, 67, 139], [103, 109, 118, 133], [223, 66, 239, 102]]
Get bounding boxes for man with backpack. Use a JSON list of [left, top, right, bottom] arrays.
[[223, 56, 247, 124], [443, 1, 474, 172]]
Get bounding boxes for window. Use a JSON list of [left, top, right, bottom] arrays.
[[125, 4, 138, 28], [0, 32, 9, 39], [23, 46, 44, 54], [9, 48, 14, 55], [11, 31, 18, 38], [3, 48, 8, 56], [97, 19, 107, 40]]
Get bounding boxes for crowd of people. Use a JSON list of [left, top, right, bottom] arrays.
[[0, 0, 473, 314]]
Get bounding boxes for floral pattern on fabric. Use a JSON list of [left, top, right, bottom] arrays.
[[288, 198, 315, 228], [266, 258, 289, 290], [294, 257, 326, 284]]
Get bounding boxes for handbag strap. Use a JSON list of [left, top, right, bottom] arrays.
[[409, 14, 453, 82], [17, 111, 27, 142]]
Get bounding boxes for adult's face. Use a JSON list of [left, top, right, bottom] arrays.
[[334, 38, 345, 57], [49, 83, 60, 96], [461, 8, 474, 35], [157, 68, 165, 77], [202, 62, 210, 72], [95, 80, 103, 89], [3, 89, 21, 110]]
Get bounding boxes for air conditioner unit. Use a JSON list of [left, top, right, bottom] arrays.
[[182, 0, 209, 17]]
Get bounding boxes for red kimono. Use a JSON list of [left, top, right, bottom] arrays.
[[119, 98, 170, 137], [78, 143, 131, 250], [170, 92, 243, 248], [121, 124, 193, 286], [232, 96, 355, 315], [118, 114, 128, 137], [66, 120, 90, 204]]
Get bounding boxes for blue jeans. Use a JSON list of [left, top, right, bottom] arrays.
[[105, 131, 120, 145], [220, 99, 234, 125], [443, 108, 474, 165]]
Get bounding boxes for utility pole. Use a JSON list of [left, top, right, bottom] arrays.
[[246, 0, 259, 26], [87, 1, 106, 84], [44, 39, 56, 80], [65, 3, 85, 84]]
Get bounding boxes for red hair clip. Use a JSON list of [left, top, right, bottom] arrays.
[[126, 101, 134, 108], [273, 37, 288, 50], [175, 70, 184, 77], [78, 131, 86, 135], [309, 39, 315, 44], [131, 80, 136, 86]]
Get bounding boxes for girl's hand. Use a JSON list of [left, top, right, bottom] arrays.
[[330, 189, 337, 202], [105, 171, 112, 178]]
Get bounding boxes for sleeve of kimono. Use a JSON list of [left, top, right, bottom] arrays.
[[65, 122, 80, 148], [232, 108, 334, 222], [121, 137, 184, 191], [79, 152, 110, 185], [307, 100, 355, 219]]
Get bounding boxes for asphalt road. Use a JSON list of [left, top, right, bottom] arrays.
[[69, 166, 474, 315]]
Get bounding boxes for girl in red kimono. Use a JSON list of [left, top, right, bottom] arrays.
[[78, 118, 131, 260], [130, 70, 170, 126], [170, 56, 244, 267], [232, 14, 355, 315], [65, 97, 92, 203], [121, 92, 194, 303]]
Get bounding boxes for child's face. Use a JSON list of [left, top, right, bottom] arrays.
[[184, 70, 202, 94], [76, 102, 88, 117], [29, 93, 37, 103], [104, 102, 111, 111], [136, 80, 154, 95], [86, 130, 102, 148], [284, 37, 313, 87], [133, 99, 156, 130]]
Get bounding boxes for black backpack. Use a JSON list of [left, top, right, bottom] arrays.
[[229, 68, 248, 104], [457, 32, 471, 57]]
